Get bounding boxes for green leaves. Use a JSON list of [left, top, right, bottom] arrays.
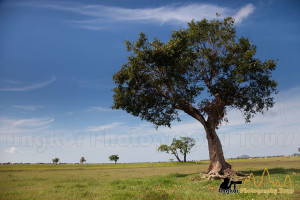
[[157, 144, 170, 153], [178, 137, 196, 155], [109, 155, 119, 163], [112, 16, 278, 128], [80, 157, 86, 164], [157, 137, 196, 162], [52, 158, 59, 164]]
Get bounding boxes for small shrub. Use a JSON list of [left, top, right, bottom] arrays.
[[142, 190, 169, 200], [167, 173, 188, 178], [189, 175, 203, 181], [110, 180, 121, 185], [73, 183, 86, 188], [111, 191, 135, 200], [116, 184, 127, 190], [80, 191, 89, 198], [53, 184, 63, 189]]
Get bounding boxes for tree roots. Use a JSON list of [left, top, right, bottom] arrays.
[[206, 168, 248, 180]]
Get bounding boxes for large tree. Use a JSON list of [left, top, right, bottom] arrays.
[[112, 17, 277, 176]]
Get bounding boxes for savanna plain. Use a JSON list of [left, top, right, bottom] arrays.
[[0, 156, 299, 200]]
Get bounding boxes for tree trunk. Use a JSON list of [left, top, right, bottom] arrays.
[[114, 161, 116, 164], [184, 154, 186, 162], [171, 149, 182, 162], [178, 103, 234, 176], [205, 127, 232, 175], [174, 154, 182, 162]]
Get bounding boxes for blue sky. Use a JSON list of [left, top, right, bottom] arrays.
[[0, 0, 299, 163]]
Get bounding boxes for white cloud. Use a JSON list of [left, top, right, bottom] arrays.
[[82, 86, 300, 146], [0, 117, 54, 135], [104, 87, 300, 158], [0, 76, 56, 92], [5, 147, 18, 154], [221, 87, 300, 131], [12, 105, 46, 111], [17, 2, 255, 30], [86, 122, 122, 132], [88, 106, 111, 112], [0, 79, 19, 85], [233, 4, 255, 23]]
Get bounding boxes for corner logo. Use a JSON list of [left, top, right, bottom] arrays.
[[218, 177, 242, 194], [219, 168, 294, 195], [241, 168, 294, 194]]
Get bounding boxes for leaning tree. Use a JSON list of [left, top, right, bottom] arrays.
[[158, 139, 183, 162], [112, 17, 277, 176], [158, 137, 195, 162]]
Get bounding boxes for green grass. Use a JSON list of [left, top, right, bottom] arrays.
[[0, 157, 299, 199]]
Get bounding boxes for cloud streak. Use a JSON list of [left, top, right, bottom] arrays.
[[18, 2, 255, 30], [86, 122, 123, 132], [87, 106, 112, 112], [12, 105, 46, 111], [0, 117, 54, 135], [0, 76, 56, 92]]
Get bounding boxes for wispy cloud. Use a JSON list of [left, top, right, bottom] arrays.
[[0, 76, 56, 92], [0, 79, 20, 85], [87, 106, 111, 112], [17, 2, 255, 30], [233, 4, 255, 23], [0, 117, 54, 135], [12, 105, 46, 111], [86, 122, 122, 132]]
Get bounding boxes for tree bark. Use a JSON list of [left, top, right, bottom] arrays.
[[179, 103, 233, 175], [171, 148, 182, 162], [183, 154, 186, 162], [205, 126, 232, 175], [173, 154, 182, 162]]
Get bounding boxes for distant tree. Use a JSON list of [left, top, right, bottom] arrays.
[[80, 157, 86, 164], [179, 137, 196, 162], [52, 158, 59, 164], [112, 16, 278, 175], [158, 137, 195, 162], [109, 155, 119, 164], [158, 141, 181, 162], [169, 158, 174, 162]]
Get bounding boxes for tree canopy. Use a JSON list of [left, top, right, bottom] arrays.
[[109, 155, 119, 164], [52, 158, 59, 164], [179, 137, 196, 162], [80, 157, 86, 164], [112, 17, 277, 128], [158, 137, 195, 162]]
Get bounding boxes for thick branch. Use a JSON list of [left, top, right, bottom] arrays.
[[177, 103, 208, 130]]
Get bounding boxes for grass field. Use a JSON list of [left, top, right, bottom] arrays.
[[0, 156, 299, 199]]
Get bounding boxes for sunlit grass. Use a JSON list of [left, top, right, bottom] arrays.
[[0, 156, 299, 199]]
